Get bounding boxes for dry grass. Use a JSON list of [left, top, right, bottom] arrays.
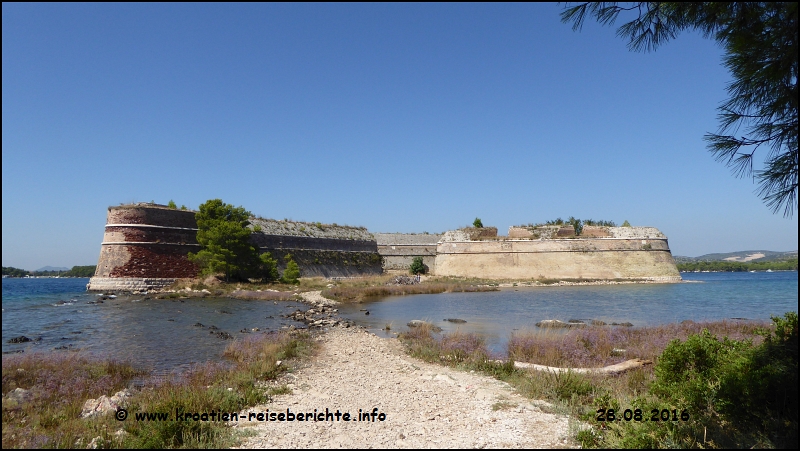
[[508, 319, 769, 368], [322, 281, 497, 302], [2, 353, 144, 448], [2, 331, 316, 449]]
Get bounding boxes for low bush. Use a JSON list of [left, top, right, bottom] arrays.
[[409, 256, 426, 275], [586, 312, 797, 448]]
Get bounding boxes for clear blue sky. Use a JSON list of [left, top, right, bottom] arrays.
[[3, 3, 797, 270]]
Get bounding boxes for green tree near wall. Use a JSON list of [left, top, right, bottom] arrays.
[[409, 256, 427, 275], [561, 2, 798, 217], [280, 254, 301, 284], [473, 217, 484, 228], [188, 199, 277, 282]]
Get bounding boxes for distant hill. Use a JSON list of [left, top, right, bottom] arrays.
[[35, 266, 70, 272], [674, 250, 798, 263]]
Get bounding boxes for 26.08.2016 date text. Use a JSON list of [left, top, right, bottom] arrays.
[[596, 408, 690, 422]]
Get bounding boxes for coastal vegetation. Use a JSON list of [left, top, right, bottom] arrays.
[[677, 258, 798, 272], [472, 217, 483, 228], [2, 266, 29, 277], [318, 275, 497, 302], [399, 312, 798, 448], [2, 265, 96, 278], [1, 331, 316, 449]]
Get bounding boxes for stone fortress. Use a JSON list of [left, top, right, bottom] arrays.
[[87, 203, 680, 291]]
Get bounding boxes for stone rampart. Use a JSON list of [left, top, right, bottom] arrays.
[[249, 218, 373, 241], [435, 238, 681, 281], [608, 227, 665, 239], [107, 204, 198, 229], [90, 205, 201, 290], [87, 277, 178, 292], [374, 233, 442, 271], [251, 234, 376, 252]]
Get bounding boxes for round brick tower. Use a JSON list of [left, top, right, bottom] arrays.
[[87, 204, 200, 291]]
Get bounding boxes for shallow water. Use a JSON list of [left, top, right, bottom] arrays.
[[336, 271, 798, 354], [2, 278, 306, 372], [2, 271, 796, 368]]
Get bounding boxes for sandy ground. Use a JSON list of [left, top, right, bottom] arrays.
[[233, 323, 575, 448]]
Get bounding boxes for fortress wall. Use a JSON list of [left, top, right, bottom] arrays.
[[107, 206, 198, 229], [251, 234, 376, 252], [91, 206, 201, 289], [249, 218, 373, 241], [93, 243, 199, 279], [508, 227, 534, 238], [608, 227, 666, 239], [103, 226, 198, 245], [84, 278, 178, 292], [374, 233, 442, 271], [435, 238, 681, 281], [90, 204, 382, 290], [581, 226, 612, 237], [374, 233, 442, 246], [261, 249, 383, 278]]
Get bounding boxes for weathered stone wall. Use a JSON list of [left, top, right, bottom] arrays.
[[556, 227, 576, 237], [374, 233, 441, 271], [608, 227, 666, 239], [249, 218, 373, 241], [103, 226, 198, 245], [581, 226, 612, 238], [441, 227, 498, 242], [90, 205, 201, 290], [87, 277, 178, 292], [107, 205, 198, 229], [435, 238, 681, 281], [251, 234, 376, 252], [263, 249, 383, 278]]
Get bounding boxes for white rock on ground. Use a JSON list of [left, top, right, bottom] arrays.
[[233, 326, 575, 448]]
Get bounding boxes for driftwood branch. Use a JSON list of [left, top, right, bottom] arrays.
[[499, 358, 652, 375]]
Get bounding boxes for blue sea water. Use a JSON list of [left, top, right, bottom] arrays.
[[2, 272, 797, 369], [1, 278, 307, 371]]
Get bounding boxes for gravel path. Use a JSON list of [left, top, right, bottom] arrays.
[[234, 325, 575, 448]]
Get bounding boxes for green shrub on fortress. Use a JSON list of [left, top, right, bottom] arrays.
[[568, 216, 583, 235], [473, 217, 483, 228], [167, 200, 177, 209]]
